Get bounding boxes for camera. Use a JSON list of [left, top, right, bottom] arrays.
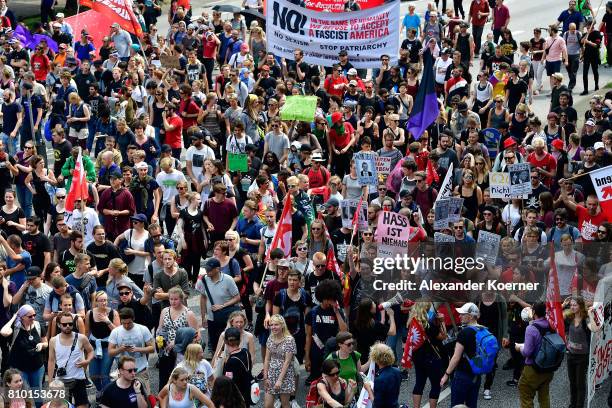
[[56, 367, 67, 377]]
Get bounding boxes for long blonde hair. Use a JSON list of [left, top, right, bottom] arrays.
[[183, 343, 204, 373], [408, 301, 430, 329], [269, 314, 291, 340]]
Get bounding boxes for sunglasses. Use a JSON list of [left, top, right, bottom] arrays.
[[25, 314, 36, 318], [57, 196, 66, 199], [119, 291, 131, 296], [314, 264, 326, 268], [311, 227, 322, 231], [599, 230, 607, 234], [297, 247, 307, 251], [122, 368, 137, 373], [504, 156, 515, 160], [327, 371, 340, 377], [60, 322, 74, 327], [362, 232, 373, 236]]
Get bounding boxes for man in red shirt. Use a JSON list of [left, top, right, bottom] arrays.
[[492, 0, 511, 43], [30, 46, 51, 83], [303, 153, 330, 188], [527, 137, 557, 188], [328, 111, 355, 178], [177, 84, 200, 146], [468, 0, 490, 55], [162, 103, 183, 160], [560, 192, 611, 241], [324, 64, 348, 98]]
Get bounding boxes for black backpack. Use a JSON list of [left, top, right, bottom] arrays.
[[279, 288, 307, 336], [533, 324, 566, 372]]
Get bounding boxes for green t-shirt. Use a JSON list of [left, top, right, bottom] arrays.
[[326, 351, 361, 382]]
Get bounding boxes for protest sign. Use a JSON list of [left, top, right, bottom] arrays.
[[434, 197, 463, 230], [159, 54, 181, 69], [587, 276, 612, 407], [280, 95, 318, 122], [434, 232, 455, 242], [590, 165, 612, 214], [375, 211, 411, 258], [508, 163, 532, 195], [376, 156, 392, 175], [354, 152, 378, 186], [437, 163, 453, 199], [489, 172, 528, 199], [266, 0, 400, 69], [475, 231, 501, 265], [306, 0, 382, 12], [228, 153, 248, 172], [340, 199, 367, 230]]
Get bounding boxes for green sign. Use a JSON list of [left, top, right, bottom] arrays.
[[280, 95, 318, 122], [228, 153, 248, 172]]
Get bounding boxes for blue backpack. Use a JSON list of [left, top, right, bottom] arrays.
[[464, 326, 499, 375]]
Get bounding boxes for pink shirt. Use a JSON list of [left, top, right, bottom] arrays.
[[545, 35, 567, 62]]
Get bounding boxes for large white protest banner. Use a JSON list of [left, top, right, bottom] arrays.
[[588, 275, 612, 407], [489, 172, 528, 199], [266, 0, 400, 69]]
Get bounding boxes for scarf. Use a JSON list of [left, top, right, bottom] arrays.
[[130, 175, 153, 212]]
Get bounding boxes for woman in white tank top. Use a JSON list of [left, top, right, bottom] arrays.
[[158, 367, 214, 408]]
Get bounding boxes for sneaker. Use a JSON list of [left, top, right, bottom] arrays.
[[484, 389, 492, 400], [256, 370, 264, 381], [506, 379, 519, 387], [400, 370, 409, 381], [580, 90, 589, 96]]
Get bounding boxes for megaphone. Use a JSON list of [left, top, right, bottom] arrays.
[[378, 292, 404, 311]]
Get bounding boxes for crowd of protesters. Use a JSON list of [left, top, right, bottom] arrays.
[[0, 0, 606, 407]]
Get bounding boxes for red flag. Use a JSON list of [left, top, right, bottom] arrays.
[[268, 194, 293, 258], [401, 317, 426, 369], [326, 244, 342, 280], [79, 0, 144, 38], [426, 158, 439, 185], [65, 148, 89, 212], [546, 245, 566, 341]]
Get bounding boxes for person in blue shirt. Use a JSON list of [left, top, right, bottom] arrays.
[[370, 343, 401, 408], [74, 30, 96, 62], [18, 82, 43, 149], [557, 1, 584, 33], [236, 199, 263, 254], [0, 234, 32, 291], [402, 4, 421, 37]]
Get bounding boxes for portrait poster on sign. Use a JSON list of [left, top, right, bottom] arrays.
[[354, 152, 378, 186], [340, 199, 368, 230], [508, 163, 532, 195], [475, 231, 501, 265]]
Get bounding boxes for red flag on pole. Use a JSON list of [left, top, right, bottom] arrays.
[[401, 317, 426, 369], [546, 245, 566, 341], [65, 148, 89, 212], [268, 194, 293, 258], [79, 0, 144, 37]]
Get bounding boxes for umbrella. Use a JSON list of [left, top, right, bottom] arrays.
[[212, 5, 241, 13], [240, 8, 266, 29]]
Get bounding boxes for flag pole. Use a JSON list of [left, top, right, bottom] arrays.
[[79, 146, 86, 253]]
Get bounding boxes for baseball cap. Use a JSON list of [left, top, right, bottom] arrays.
[[56, 12, 65, 18], [111, 23, 121, 29], [349, 80, 358, 87], [225, 327, 241, 342], [551, 139, 564, 150], [347, 68, 357, 76], [26, 266, 42, 279], [503, 138, 517, 148], [135, 161, 148, 170], [331, 111, 343, 124], [338, 50, 348, 56], [586, 119, 596, 126], [130, 213, 147, 223], [109, 170, 123, 179], [299, 143, 312, 152], [203, 257, 221, 272], [290, 141, 302, 150], [595, 142, 605, 150], [457, 102, 468, 113], [456, 302, 480, 316], [277, 259, 291, 268], [116, 279, 132, 290], [324, 197, 340, 208], [187, 24, 196, 30]]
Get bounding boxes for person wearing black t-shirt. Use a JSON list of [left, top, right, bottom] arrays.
[[441, 302, 483, 408], [304, 253, 336, 306], [401, 29, 423, 64], [87, 225, 121, 289], [99, 356, 148, 408], [22, 217, 52, 269], [504, 67, 529, 114], [600, 3, 612, 67], [222, 327, 253, 406]]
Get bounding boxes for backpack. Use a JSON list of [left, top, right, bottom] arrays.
[[279, 288, 307, 336], [533, 324, 566, 372], [305, 377, 347, 408], [463, 326, 499, 375]]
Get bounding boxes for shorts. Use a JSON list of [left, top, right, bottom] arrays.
[[545, 60, 562, 76], [69, 127, 89, 140], [258, 329, 269, 346], [64, 378, 88, 406]]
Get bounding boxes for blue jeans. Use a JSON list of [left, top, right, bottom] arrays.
[[0, 132, 17, 156], [21, 366, 44, 408], [89, 344, 113, 391], [87, 120, 98, 152], [450, 370, 481, 408], [15, 183, 32, 218], [386, 325, 408, 364]]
